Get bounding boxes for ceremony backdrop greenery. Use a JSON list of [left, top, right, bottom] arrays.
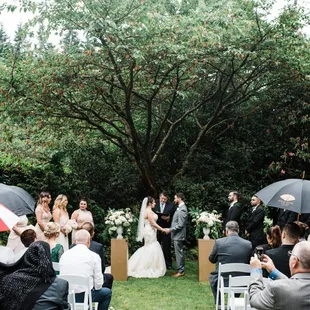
[[0, 0, 310, 250]]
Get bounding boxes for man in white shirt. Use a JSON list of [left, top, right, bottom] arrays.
[[59, 229, 112, 310]]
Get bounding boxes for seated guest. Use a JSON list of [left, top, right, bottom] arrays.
[[209, 221, 252, 303], [0, 241, 70, 310], [294, 221, 308, 241], [264, 222, 300, 278], [249, 241, 310, 309], [0, 246, 15, 264], [60, 229, 112, 310], [44, 222, 64, 263], [258, 225, 282, 252], [14, 228, 37, 261], [81, 222, 114, 289]]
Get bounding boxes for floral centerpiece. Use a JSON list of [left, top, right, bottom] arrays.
[[189, 208, 222, 240], [63, 219, 78, 235], [105, 208, 135, 239]]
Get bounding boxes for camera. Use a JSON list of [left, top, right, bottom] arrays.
[[255, 246, 264, 262]]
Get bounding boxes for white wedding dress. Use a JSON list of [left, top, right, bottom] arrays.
[[128, 213, 166, 278]]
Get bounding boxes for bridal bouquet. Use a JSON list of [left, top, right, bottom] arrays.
[[105, 208, 135, 238], [63, 219, 78, 234], [189, 208, 222, 239]]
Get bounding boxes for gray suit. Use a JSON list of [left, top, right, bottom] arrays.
[[209, 233, 252, 301], [171, 203, 188, 273], [249, 271, 310, 309]]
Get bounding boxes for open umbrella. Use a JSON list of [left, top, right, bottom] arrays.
[[255, 179, 310, 214], [0, 203, 20, 231], [0, 183, 36, 216]]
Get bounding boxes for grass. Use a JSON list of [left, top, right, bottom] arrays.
[[109, 261, 215, 310]]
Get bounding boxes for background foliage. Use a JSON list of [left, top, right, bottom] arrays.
[[0, 0, 310, 252]]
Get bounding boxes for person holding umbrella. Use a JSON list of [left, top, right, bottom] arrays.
[[245, 195, 266, 250], [35, 192, 52, 241]]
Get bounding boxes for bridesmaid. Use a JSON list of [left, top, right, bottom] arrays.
[[7, 215, 35, 254], [52, 194, 70, 251], [35, 192, 52, 241], [71, 198, 94, 243]]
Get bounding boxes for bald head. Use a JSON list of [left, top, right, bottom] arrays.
[[75, 229, 91, 247], [293, 241, 310, 270]]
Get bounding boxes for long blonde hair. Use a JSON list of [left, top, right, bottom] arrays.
[[53, 194, 68, 212]]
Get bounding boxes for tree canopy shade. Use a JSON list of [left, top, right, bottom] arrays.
[[1, 0, 310, 195]]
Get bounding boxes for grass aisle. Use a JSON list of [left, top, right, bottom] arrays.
[[110, 261, 215, 310]]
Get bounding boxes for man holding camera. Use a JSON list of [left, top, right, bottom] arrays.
[[249, 241, 310, 309], [264, 222, 300, 278]]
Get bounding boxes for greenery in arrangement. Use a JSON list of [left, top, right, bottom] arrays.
[[104, 208, 136, 239], [189, 208, 222, 239]]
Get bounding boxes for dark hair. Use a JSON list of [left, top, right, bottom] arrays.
[[147, 196, 155, 206], [231, 191, 239, 199], [267, 225, 282, 248], [37, 191, 50, 205], [225, 221, 239, 233], [159, 191, 168, 198], [175, 192, 184, 200], [81, 222, 94, 236], [20, 229, 36, 247], [283, 222, 300, 241], [294, 221, 308, 238], [79, 197, 88, 203]]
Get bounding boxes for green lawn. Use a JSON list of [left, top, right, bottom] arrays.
[[109, 261, 215, 310]]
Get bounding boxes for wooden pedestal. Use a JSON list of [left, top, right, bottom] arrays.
[[111, 239, 128, 281], [198, 239, 216, 282]]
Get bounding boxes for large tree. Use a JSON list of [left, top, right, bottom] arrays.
[[1, 0, 310, 195]]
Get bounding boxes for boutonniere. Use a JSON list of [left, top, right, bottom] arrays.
[[177, 207, 180, 211]]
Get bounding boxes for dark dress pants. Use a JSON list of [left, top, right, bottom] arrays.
[[158, 231, 172, 269]]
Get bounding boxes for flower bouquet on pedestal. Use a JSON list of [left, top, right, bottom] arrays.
[[189, 208, 222, 240], [104, 208, 135, 239]]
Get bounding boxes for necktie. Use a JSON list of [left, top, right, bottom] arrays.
[[161, 203, 164, 213]]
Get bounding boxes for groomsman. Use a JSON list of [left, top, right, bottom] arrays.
[[245, 195, 266, 249], [165, 192, 188, 278], [223, 191, 242, 228], [154, 191, 175, 270]]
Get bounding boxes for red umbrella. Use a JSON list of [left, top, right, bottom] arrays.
[[0, 203, 20, 232]]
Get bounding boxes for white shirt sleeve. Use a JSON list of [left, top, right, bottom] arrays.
[[93, 253, 104, 289]]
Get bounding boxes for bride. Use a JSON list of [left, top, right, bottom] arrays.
[[128, 196, 167, 278]]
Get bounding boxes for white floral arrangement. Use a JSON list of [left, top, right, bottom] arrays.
[[105, 208, 134, 238], [190, 208, 222, 239], [264, 216, 273, 234], [63, 219, 78, 234]]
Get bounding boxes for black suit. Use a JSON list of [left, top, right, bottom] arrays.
[[265, 244, 294, 278], [277, 210, 297, 231], [224, 202, 242, 227], [246, 205, 266, 249], [70, 240, 114, 289], [154, 200, 175, 269]]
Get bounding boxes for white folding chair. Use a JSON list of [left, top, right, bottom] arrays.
[[228, 275, 252, 310], [216, 263, 251, 310], [52, 262, 60, 272], [58, 275, 92, 310], [68, 290, 77, 310]]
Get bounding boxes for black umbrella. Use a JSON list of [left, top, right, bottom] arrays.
[[0, 183, 36, 216], [255, 179, 310, 214]]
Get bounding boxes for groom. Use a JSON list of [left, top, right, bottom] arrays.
[[165, 192, 188, 278]]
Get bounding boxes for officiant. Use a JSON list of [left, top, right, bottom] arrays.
[[154, 191, 175, 270]]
